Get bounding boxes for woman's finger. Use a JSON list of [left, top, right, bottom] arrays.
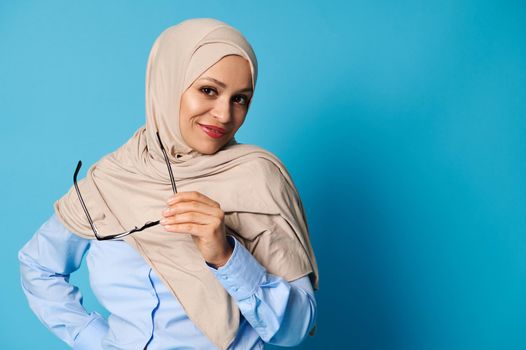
[[163, 201, 223, 219], [164, 222, 208, 236], [161, 211, 219, 226], [166, 191, 220, 208]]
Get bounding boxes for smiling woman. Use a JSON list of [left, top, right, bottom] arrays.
[[18, 17, 319, 350], [180, 55, 254, 154]]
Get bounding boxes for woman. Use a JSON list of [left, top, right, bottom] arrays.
[[19, 18, 318, 350]]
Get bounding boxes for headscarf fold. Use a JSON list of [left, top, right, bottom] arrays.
[[54, 18, 318, 350]]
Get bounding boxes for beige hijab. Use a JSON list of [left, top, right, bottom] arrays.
[[54, 18, 318, 350]]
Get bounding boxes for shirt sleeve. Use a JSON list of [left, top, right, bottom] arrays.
[[207, 236, 317, 346], [18, 213, 109, 349]]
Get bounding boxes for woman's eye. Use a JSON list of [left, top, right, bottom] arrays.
[[200, 87, 217, 96], [233, 95, 248, 105]]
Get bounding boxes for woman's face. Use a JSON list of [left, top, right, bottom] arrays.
[[179, 55, 253, 155]]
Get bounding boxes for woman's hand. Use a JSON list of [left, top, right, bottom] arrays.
[[160, 191, 233, 268]]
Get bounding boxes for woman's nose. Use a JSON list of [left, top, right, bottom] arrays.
[[211, 97, 232, 123]]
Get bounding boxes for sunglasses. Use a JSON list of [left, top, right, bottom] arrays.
[[73, 131, 177, 240]]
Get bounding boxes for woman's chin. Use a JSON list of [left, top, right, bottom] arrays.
[[193, 137, 235, 155], [193, 143, 223, 155]]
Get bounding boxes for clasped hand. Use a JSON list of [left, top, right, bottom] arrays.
[[160, 191, 232, 268]]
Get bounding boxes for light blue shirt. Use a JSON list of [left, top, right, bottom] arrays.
[[19, 213, 317, 349]]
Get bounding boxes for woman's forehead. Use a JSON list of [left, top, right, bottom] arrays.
[[193, 55, 253, 90]]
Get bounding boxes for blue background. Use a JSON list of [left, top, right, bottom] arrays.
[[1, 1, 525, 349]]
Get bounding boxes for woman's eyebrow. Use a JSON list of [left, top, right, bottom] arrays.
[[198, 77, 253, 93]]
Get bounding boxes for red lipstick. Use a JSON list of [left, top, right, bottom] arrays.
[[199, 123, 226, 139]]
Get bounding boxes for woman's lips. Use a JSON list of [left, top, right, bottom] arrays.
[[198, 123, 226, 139]]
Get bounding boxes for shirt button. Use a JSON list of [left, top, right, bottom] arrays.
[[221, 275, 228, 280]]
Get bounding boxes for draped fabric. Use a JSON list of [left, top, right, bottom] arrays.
[[54, 18, 318, 350]]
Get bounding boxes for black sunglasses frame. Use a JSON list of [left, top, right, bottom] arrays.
[[73, 131, 177, 241]]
